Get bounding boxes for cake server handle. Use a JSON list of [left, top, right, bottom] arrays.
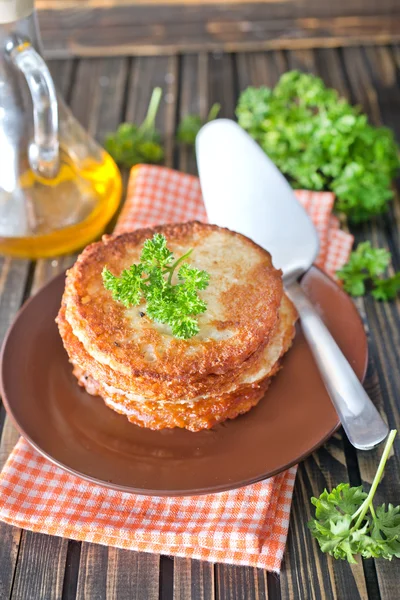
[[286, 280, 389, 451]]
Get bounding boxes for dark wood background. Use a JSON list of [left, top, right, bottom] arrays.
[[0, 41, 400, 599], [36, 0, 400, 57]]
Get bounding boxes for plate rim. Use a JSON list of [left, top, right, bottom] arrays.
[[0, 268, 368, 496]]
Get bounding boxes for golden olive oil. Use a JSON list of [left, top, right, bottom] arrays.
[[0, 149, 122, 259]]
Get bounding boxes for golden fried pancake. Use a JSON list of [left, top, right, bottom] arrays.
[[57, 221, 298, 432], [62, 222, 283, 380], [75, 367, 276, 432], [57, 294, 296, 401]]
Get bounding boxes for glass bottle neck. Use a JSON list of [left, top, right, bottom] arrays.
[[0, 5, 42, 54]]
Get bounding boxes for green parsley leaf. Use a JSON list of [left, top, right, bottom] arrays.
[[313, 483, 367, 522], [105, 87, 164, 168], [309, 430, 399, 563], [101, 234, 209, 340], [102, 264, 144, 308], [140, 233, 174, 271], [337, 241, 400, 301], [178, 263, 210, 291], [371, 273, 400, 301], [176, 103, 221, 146], [352, 242, 391, 277], [236, 71, 400, 222], [337, 270, 367, 298], [176, 115, 202, 146], [371, 504, 400, 558]]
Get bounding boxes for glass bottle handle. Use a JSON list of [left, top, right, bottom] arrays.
[[5, 34, 59, 179]]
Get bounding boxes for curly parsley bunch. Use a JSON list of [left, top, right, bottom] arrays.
[[336, 241, 400, 300], [105, 88, 164, 168], [102, 233, 210, 340], [236, 71, 400, 222], [309, 430, 400, 563]]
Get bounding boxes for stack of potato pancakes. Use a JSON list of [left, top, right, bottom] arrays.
[[57, 221, 297, 432]]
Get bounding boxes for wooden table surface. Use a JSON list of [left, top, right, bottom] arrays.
[[0, 45, 400, 600], [35, 1, 400, 57]]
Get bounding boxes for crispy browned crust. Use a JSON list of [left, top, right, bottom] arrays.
[[60, 221, 283, 379], [65, 307, 293, 431], [75, 367, 278, 432], [57, 295, 297, 400]]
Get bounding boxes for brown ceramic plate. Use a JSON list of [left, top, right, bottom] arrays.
[[1, 267, 367, 496]]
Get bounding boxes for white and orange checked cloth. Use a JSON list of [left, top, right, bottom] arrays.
[[0, 165, 354, 573]]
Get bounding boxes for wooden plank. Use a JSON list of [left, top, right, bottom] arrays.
[[76, 544, 108, 599], [0, 523, 20, 600], [173, 558, 215, 600], [107, 548, 160, 600], [6, 255, 74, 600], [62, 540, 82, 600], [208, 53, 236, 119], [125, 54, 179, 597], [215, 564, 268, 600], [68, 54, 174, 600], [37, 6, 400, 59], [125, 55, 179, 167], [172, 55, 216, 599], [177, 53, 208, 175], [339, 45, 400, 600], [36, 0, 400, 10], [294, 46, 400, 600], [66, 55, 130, 228], [314, 48, 351, 97], [0, 419, 20, 472], [300, 45, 400, 600], [0, 63, 77, 600], [0, 259, 31, 343], [362, 45, 400, 255], [287, 47, 317, 72], [205, 49, 269, 600], [266, 49, 368, 600], [364, 46, 400, 136], [313, 47, 387, 600], [10, 534, 68, 600], [160, 556, 174, 600], [30, 257, 75, 297], [68, 57, 129, 143], [76, 545, 160, 599], [0, 56, 76, 600], [235, 51, 286, 89], [211, 48, 364, 600], [281, 443, 370, 600], [48, 59, 75, 98], [0, 258, 30, 600]]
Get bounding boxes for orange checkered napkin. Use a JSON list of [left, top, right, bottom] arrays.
[[117, 166, 353, 277], [0, 165, 354, 573]]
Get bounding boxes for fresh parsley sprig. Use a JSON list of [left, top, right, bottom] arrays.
[[309, 430, 399, 563], [336, 241, 400, 301], [176, 103, 221, 146], [372, 273, 400, 301], [105, 87, 164, 168], [236, 71, 400, 222], [102, 233, 209, 340]]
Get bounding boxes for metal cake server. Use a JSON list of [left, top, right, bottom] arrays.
[[196, 119, 388, 450]]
